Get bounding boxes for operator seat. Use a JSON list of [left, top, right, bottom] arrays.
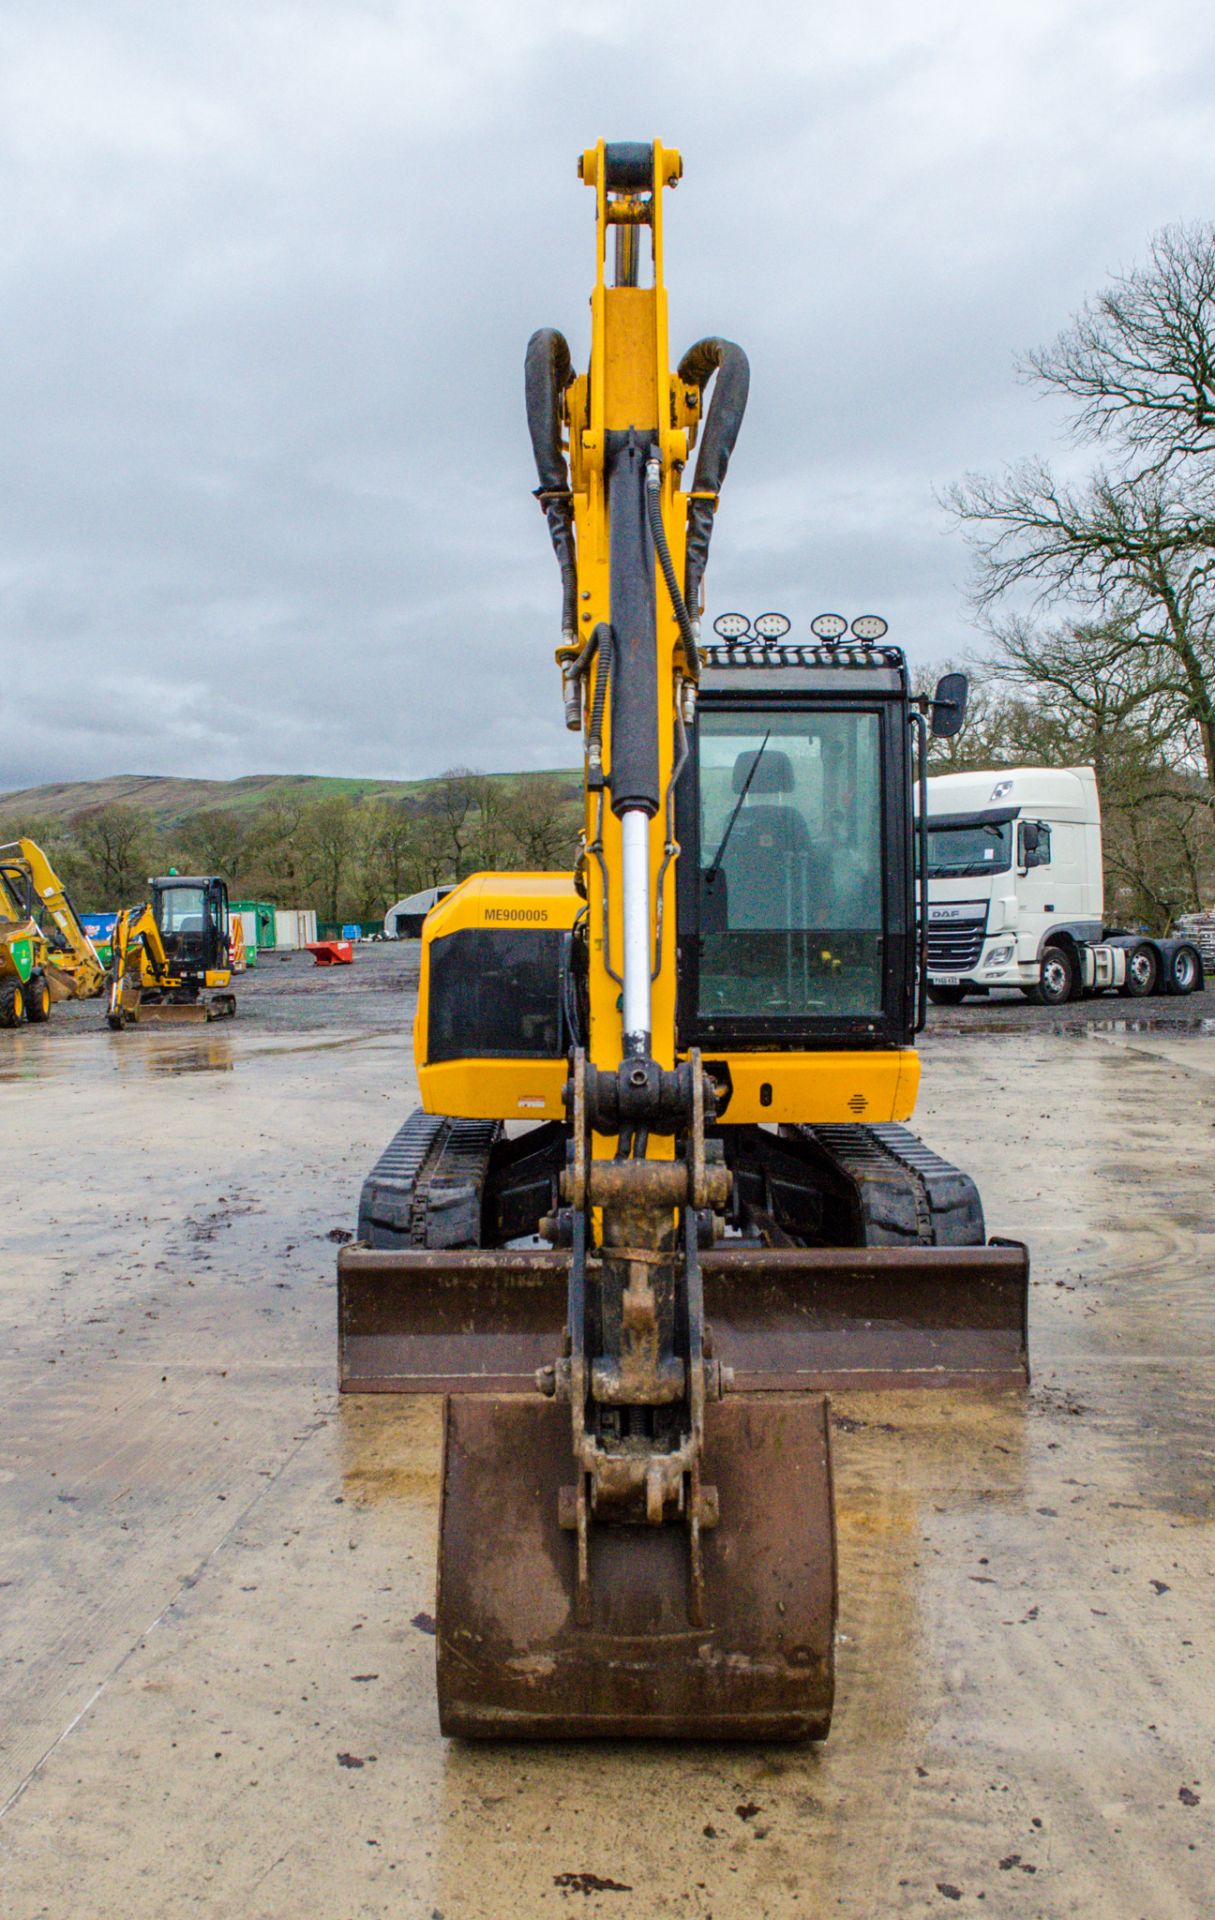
[[722, 749, 815, 928]]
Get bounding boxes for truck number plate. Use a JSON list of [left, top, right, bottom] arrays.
[[931, 973, 961, 986]]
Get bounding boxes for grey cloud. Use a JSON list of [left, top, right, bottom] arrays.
[[3, 0, 1215, 789]]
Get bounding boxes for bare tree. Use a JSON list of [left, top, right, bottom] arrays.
[[240, 796, 307, 902], [989, 619, 1185, 780], [296, 797, 364, 925], [71, 804, 157, 903], [176, 808, 248, 882], [408, 813, 455, 890], [468, 774, 510, 870], [430, 767, 479, 878], [366, 799, 420, 905], [1024, 223, 1215, 473], [946, 226, 1215, 795], [501, 776, 581, 868], [947, 460, 1215, 786]]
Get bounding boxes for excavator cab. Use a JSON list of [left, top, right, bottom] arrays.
[[682, 648, 913, 1048], [151, 876, 231, 977], [337, 141, 1028, 1743]]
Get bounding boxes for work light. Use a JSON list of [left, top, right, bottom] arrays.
[[810, 613, 847, 640]]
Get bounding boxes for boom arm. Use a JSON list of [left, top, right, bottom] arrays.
[[522, 139, 750, 1623], [527, 138, 748, 1087], [106, 902, 172, 1024]]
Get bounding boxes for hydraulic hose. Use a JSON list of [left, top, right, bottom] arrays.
[[524, 328, 578, 640], [677, 337, 750, 615], [644, 459, 700, 681], [585, 623, 613, 791]]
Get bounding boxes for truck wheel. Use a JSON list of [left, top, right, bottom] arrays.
[[25, 973, 51, 1022], [1028, 944, 1077, 1006], [1165, 944, 1201, 995], [0, 977, 26, 1026], [927, 985, 968, 1005], [1119, 943, 1158, 998]]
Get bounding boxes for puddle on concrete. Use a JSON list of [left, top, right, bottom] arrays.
[[931, 1012, 1215, 1039], [144, 1040, 235, 1075], [0, 1033, 70, 1082]]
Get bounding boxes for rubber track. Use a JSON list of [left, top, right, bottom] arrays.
[[795, 1123, 985, 1248], [357, 1110, 501, 1250]]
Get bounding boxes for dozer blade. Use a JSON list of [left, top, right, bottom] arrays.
[[137, 1003, 210, 1025], [338, 1241, 1030, 1394], [437, 1392, 836, 1740], [137, 994, 236, 1025]]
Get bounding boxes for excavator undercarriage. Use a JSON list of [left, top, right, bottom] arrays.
[[337, 139, 1030, 1741]]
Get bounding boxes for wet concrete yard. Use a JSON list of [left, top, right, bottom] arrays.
[[1, 947, 1212, 1916]]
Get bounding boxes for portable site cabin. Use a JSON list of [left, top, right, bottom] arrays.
[[227, 900, 273, 964], [273, 908, 319, 950]]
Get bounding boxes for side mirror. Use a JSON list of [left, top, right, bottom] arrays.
[[1019, 820, 1050, 869], [930, 671, 969, 739]]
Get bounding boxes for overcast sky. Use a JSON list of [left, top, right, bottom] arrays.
[[3, 0, 1214, 790]]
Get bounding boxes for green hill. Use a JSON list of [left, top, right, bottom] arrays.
[[0, 768, 575, 830]]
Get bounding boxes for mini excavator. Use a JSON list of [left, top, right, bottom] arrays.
[[0, 839, 106, 1026], [338, 142, 1030, 1740], [106, 875, 235, 1028]]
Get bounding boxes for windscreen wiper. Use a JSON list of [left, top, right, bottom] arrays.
[[706, 730, 771, 877]]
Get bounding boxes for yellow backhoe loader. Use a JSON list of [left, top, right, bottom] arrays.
[[106, 874, 236, 1028], [337, 141, 1030, 1740], [0, 839, 106, 1026]]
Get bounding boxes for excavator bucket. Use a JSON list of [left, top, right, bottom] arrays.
[[337, 1242, 1030, 1394], [339, 1238, 1025, 1740], [437, 1392, 835, 1739]]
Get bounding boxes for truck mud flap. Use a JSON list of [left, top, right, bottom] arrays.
[[338, 1241, 1030, 1394], [436, 1392, 836, 1740]]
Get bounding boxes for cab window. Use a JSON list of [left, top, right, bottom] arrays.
[[158, 887, 208, 936], [696, 708, 883, 1019]]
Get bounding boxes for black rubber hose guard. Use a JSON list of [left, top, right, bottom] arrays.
[[677, 337, 750, 615], [525, 328, 578, 637]]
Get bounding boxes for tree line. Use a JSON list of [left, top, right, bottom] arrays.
[[0, 770, 582, 926]]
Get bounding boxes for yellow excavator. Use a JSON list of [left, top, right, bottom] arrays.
[[106, 874, 236, 1028], [337, 141, 1030, 1740], [0, 839, 106, 1025]]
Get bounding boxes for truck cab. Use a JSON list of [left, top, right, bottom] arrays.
[[923, 765, 1203, 1004], [923, 767, 1103, 996]]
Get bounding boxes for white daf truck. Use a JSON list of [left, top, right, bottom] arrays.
[[922, 765, 1205, 1006]]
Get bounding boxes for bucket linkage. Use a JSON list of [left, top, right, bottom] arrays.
[[432, 1048, 839, 1739]]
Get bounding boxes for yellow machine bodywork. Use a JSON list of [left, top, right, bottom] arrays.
[[0, 838, 105, 1025], [416, 874, 581, 1122], [416, 871, 920, 1126]]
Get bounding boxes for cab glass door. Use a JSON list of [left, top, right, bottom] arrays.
[[695, 707, 884, 1021]]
